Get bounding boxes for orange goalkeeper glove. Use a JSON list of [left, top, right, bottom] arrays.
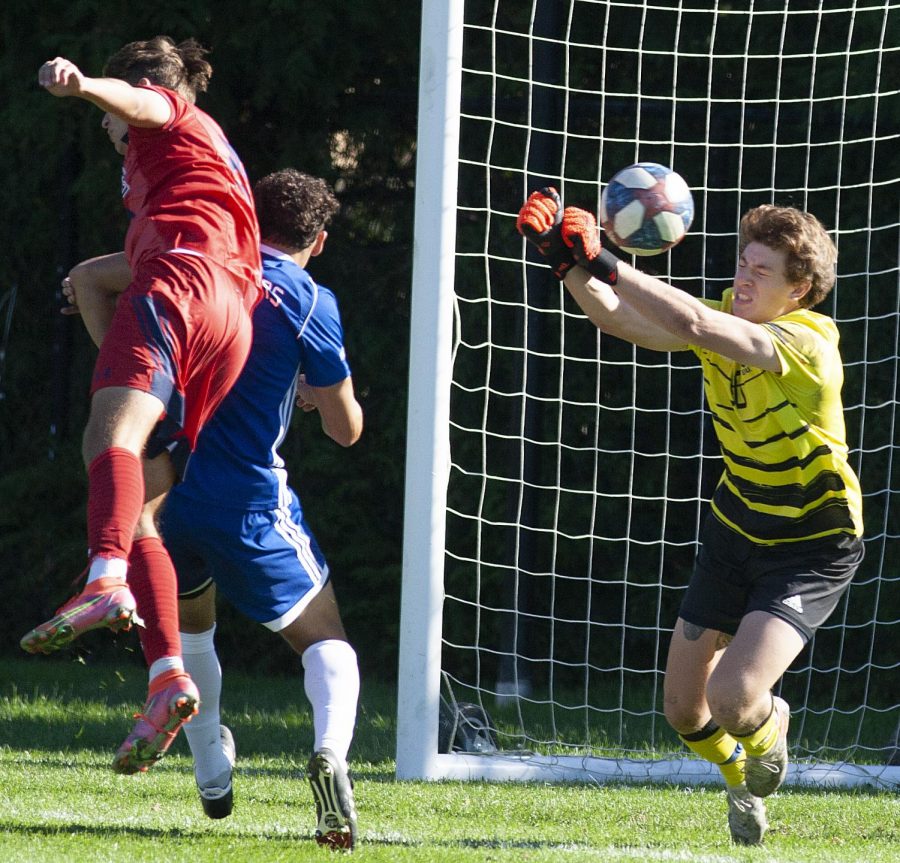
[[518, 189, 621, 285], [560, 207, 620, 286], [516, 187, 577, 280]]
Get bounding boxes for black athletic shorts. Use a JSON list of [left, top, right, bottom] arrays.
[[679, 514, 865, 642]]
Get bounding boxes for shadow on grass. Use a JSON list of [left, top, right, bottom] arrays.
[[0, 818, 318, 844], [0, 820, 207, 840]]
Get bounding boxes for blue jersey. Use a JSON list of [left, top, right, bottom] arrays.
[[174, 243, 352, 510]]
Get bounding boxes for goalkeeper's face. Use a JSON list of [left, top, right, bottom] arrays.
[[731, 242, 809, 323]]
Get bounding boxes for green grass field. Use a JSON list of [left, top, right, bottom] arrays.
[[0, 655, 896, 862]]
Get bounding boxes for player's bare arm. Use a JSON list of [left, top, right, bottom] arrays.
[[517, 190, 687, 351], [563, 266, 690, 352], [297, 376, 363, 448], [556, 202, 788, 372], [38, 58, 171, 127], [529, 194, 787, 372], [609, 262, 782, 372]]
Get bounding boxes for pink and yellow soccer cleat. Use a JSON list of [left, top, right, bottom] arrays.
[[20, 576, 138, 654], [113, 670, 199, 774]]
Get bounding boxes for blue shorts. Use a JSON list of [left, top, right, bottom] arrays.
[[161, 487, 329, 631]]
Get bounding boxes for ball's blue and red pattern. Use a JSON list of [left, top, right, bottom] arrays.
[[599, 162, 694, 256]]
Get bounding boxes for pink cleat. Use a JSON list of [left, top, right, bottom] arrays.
[[113, 671, 199, 774], [20, 576, 138, 654]]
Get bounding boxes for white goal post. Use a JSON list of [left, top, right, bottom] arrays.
[[397, 0, 900, 790]]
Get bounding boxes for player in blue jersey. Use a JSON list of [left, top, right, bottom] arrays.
[[61, 169, 362, 850], [165, 169, 362, 849]]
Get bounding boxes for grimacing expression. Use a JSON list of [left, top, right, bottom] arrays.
[[731, 242, 808, 323]]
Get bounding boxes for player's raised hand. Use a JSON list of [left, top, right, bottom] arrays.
[[38, 57, 86, 98], [60, 275, 81, 316], [560, 207, 601, 264], [516, 187, 576, 280], [560, 207, 620, 286], [295, 374, 318, 413]]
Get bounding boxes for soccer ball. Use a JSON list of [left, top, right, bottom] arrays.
[[599, 162, 694, 256]]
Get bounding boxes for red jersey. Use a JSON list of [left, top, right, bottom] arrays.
[[121, 85, 262, 297]]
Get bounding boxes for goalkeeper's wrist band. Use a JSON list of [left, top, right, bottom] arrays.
[[586, 248, 619, 285]]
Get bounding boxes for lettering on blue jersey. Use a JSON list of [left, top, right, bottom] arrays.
[[262, 278, 284, 308]]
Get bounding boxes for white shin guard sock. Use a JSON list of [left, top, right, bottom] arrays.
[[86, 555, 128, 585], [181, 626, 230, 785], [147, 656, 185, 682], [302, 638, 360, 764]]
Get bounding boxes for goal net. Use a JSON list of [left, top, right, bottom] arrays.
[[397, 0, 900, 789]]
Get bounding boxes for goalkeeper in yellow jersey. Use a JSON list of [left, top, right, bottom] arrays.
[[517, 190, 864, 846]]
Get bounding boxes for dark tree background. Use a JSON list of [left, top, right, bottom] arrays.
[[0, 2, 896, 700], [0, 2, 419, 678]]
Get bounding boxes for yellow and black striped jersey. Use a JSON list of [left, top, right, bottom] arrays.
[[690, 289, 863, 544]]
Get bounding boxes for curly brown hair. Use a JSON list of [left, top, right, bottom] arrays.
[[103, 36, 212, 103], [253, 169, 340, 250], [739, 205, 837, 309]]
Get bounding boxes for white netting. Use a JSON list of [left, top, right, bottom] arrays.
[[401, 0, 900, 786]]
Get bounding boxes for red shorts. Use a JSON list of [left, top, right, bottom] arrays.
[[92, 253, 256, 474]]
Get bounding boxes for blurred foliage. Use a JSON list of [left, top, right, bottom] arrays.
[[2, 2, 896, 698], [0, 1, 418, 677]]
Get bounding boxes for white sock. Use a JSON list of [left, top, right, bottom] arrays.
[[302, 639, 360, 764], [86, 556, 128, 585], [148, 655, 184, 682], [181, 626, 230, 785]]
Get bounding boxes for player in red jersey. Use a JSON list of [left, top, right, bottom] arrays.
[[21, 37, 262, 775]]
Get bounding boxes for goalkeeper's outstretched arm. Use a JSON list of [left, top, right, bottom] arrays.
[[518, 188, 688, 352], [554, 200, 786, 373], [562, 266, 690, 352], [586, 254, 782, 373], [519, 189, 791, 371]]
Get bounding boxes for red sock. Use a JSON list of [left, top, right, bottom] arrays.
[[128, 536, 182, 666], [87, 448, 144, 561]]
